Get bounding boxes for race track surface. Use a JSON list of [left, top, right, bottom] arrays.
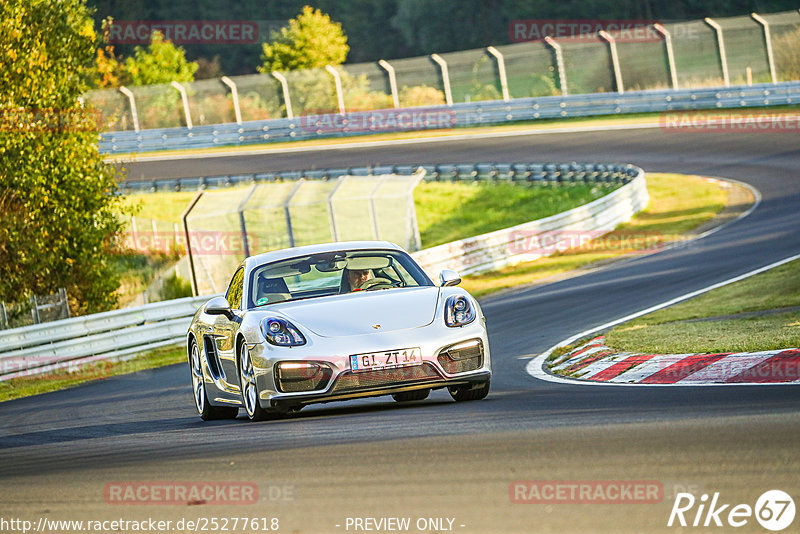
[[2, 129, 799, 533]]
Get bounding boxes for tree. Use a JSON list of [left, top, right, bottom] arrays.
[[123, 31, 198, 86], [258, 6, 349, 73], [0, 0, 128, 314]]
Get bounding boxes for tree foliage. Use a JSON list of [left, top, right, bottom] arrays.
[[123, 31, 198, 86], [258, 6, 349, 73], [0, 0, 127, 314]]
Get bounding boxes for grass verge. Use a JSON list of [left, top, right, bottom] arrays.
[[460, 173, 730, 298], [124, 181, 620, 250], [0, 345, 185, 403], [605, 258, 800, 353]]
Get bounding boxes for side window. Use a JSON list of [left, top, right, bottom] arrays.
[[226, 268, 245, 310]]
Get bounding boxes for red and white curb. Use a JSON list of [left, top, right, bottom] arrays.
[[545, 336, 800, 385]]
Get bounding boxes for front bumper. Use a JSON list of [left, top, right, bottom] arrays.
[[247, 320, 491, 409]]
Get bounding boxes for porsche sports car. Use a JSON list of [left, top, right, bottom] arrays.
[[187, 241, 491, 421]]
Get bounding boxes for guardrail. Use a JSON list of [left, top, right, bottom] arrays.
[[412, 165, 646, 276], [119, 161, 634, 193], [0, 295, 211, 381], [1, 162, 642, 381], [100, 81, 800, 155]]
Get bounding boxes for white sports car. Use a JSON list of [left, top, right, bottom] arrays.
[[186, 241, 491, 421]]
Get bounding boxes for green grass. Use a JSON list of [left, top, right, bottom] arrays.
[[605, 258, 800, 353], [414, 182, 615, 247], [0, 346, 185, 403], [123, 181, 621, 250], [460, 173, 729, 298]]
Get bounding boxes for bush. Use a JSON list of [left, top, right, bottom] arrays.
[[775, 27, 800, 82], [399, 85, 446, 107], [159, 272, 193, 301]]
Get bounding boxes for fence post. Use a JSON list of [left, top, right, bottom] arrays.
[[368, 177, 385, 240], [237, 184, 258, 258], [0, 301, 7, 330], [170, 81, 193, 129], [30, 295, 40, 325], [283, 179, 305, 248], [220, 76, 243, 124], [544, 37, 568, 96], [486, 46, 510, 102], [325, 65, 346, 114], [750, 13, 778, 84], [181, 190, 205, 296], [118, 86, 140, 132], [327, 176, 346, 242], [599, 31, 624, 94], [271, 71, 294, 119], [653, 24, 679, 90], [58, 287, 70, 319], [430, 54, 453, 105], [704, 18, 730, 86], [378, 59, 400, 108]]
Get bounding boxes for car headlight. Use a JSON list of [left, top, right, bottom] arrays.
[[444, 295, 476, 327], [260, 318, 306, 346]]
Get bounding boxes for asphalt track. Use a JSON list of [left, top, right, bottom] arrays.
[[2, 129, 799, 533]]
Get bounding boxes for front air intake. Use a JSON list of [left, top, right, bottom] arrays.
[[437, 339, 483, 374]]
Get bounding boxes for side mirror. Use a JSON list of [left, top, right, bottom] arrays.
[[205, 296, 233, 318], [439, 269, 462, 287]]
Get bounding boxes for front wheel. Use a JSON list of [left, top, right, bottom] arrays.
[[448, 380, 490, 402], [190, 341, 238, 421], [239, 342, 285, 421]]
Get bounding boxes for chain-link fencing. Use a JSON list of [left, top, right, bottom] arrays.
[[84, 10, 800, 132]]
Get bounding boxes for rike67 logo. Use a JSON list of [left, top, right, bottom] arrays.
[[668, 490, 795, 531]]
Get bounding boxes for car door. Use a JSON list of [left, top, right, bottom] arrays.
[[211, 266, 245, 395]]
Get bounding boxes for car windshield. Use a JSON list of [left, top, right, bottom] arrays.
[[247, 249, 433, 308]]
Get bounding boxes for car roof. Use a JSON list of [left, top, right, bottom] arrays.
[[244, 241, 405, 271]]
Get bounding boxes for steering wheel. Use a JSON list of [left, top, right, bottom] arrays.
[[358, 277, 395, 291]]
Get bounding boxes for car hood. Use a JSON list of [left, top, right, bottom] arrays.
[[276, 286, 440, 337]]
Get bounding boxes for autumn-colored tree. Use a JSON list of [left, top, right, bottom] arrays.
[[124, 31, 198, 85], [258, 6, 349, 73], [0, 0, 127, 313]]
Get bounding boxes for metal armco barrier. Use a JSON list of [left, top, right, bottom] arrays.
[[412, 166, 647, 276], [100, 82, 800, 155], [0, 295, 212, 381], [119, 161, 634, 193], [0, 162, 643, 380]]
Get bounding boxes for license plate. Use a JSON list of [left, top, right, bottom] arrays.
[[350, 347, 422, 372]]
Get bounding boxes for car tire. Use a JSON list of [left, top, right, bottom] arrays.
[[448, 380, 490, 402], [238, 341, 284, 421], [392, 388, 431, 402], [190, 340, 239, 421]]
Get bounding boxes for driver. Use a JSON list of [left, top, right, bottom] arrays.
[[344, 268, 372, 292]]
